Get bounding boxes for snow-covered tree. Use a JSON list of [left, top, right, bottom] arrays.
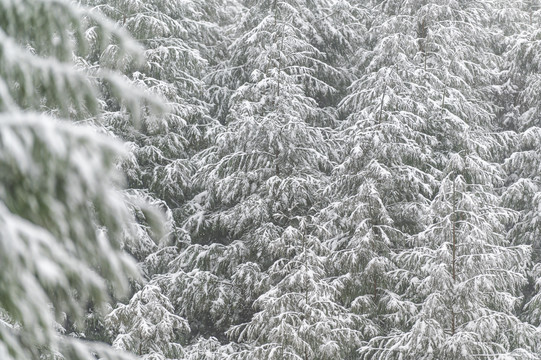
[[227, 224, 367, 360], [501, 1, 541, 325], [325, 0, 441, 339], [332, 0, 537, 357], [80, 1, 238, 358], [361, 173, 539, 359], [318, 176, 405, 337], [175, 62, 337, 341], [0, 0, 157, 359], [82, 0, 223, 210], [207, 0, 350, 124], [158, 0, 368, 356], [106, 284, 190, 360]]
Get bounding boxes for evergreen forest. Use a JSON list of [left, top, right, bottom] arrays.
[[2, 0, 541, 359]]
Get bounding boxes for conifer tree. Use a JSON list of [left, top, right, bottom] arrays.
[[82, 1, 238, 357], [161, 1, 366, 356], [105, 284, 190, 360], [327, 0, 441, 339], [207, 0, 349, 124], [227, 224, 367, 359], [361, 173, 539, 359], [355, 0, 541, 357], [83, 0, 224, 216], [177, 54, 337, 341], [502, 1, 541, 325], [0, 0, 156, 359]]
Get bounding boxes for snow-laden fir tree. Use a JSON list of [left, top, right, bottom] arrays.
[[0, 0, 161, 359], [80, 0, 239, 357], [105, 284, 190, 360], [361, 171, 539, 359], [355, 0, 541, 357], [82, 0, 226, 224], [175, 61, 337, 343], [227, 222, 367, 360], [206, 0, 351, 124], [152, 0, 373, 356], [501, 1, 541, 326], [325, 0, 443, 339]]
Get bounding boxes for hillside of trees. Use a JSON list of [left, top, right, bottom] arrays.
[[2, 0, 541, 359]]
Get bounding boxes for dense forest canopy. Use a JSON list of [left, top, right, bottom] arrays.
[[2, 0, 541, 359]]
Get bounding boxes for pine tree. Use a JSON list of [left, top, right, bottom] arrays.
[[0, 0, 157, 359], [161, 0, 366, 356], [355, 0, 541, 357], [227, 223, 367, 359], [105, 284, 190, 360], [501, 0, 541, 326], [325, 0, 441, 340], [82, 0, 222, 215], [361, 174, 539, 359], [207, 0, 348, 124], [81, 1, 237, 357], [177, 59, 337, 341]]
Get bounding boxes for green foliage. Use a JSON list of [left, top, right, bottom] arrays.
[[0, 1, 163, 359], [70, 0, 541, 358]]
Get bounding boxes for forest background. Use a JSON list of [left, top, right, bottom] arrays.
[[2, 0, 541, 359]]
